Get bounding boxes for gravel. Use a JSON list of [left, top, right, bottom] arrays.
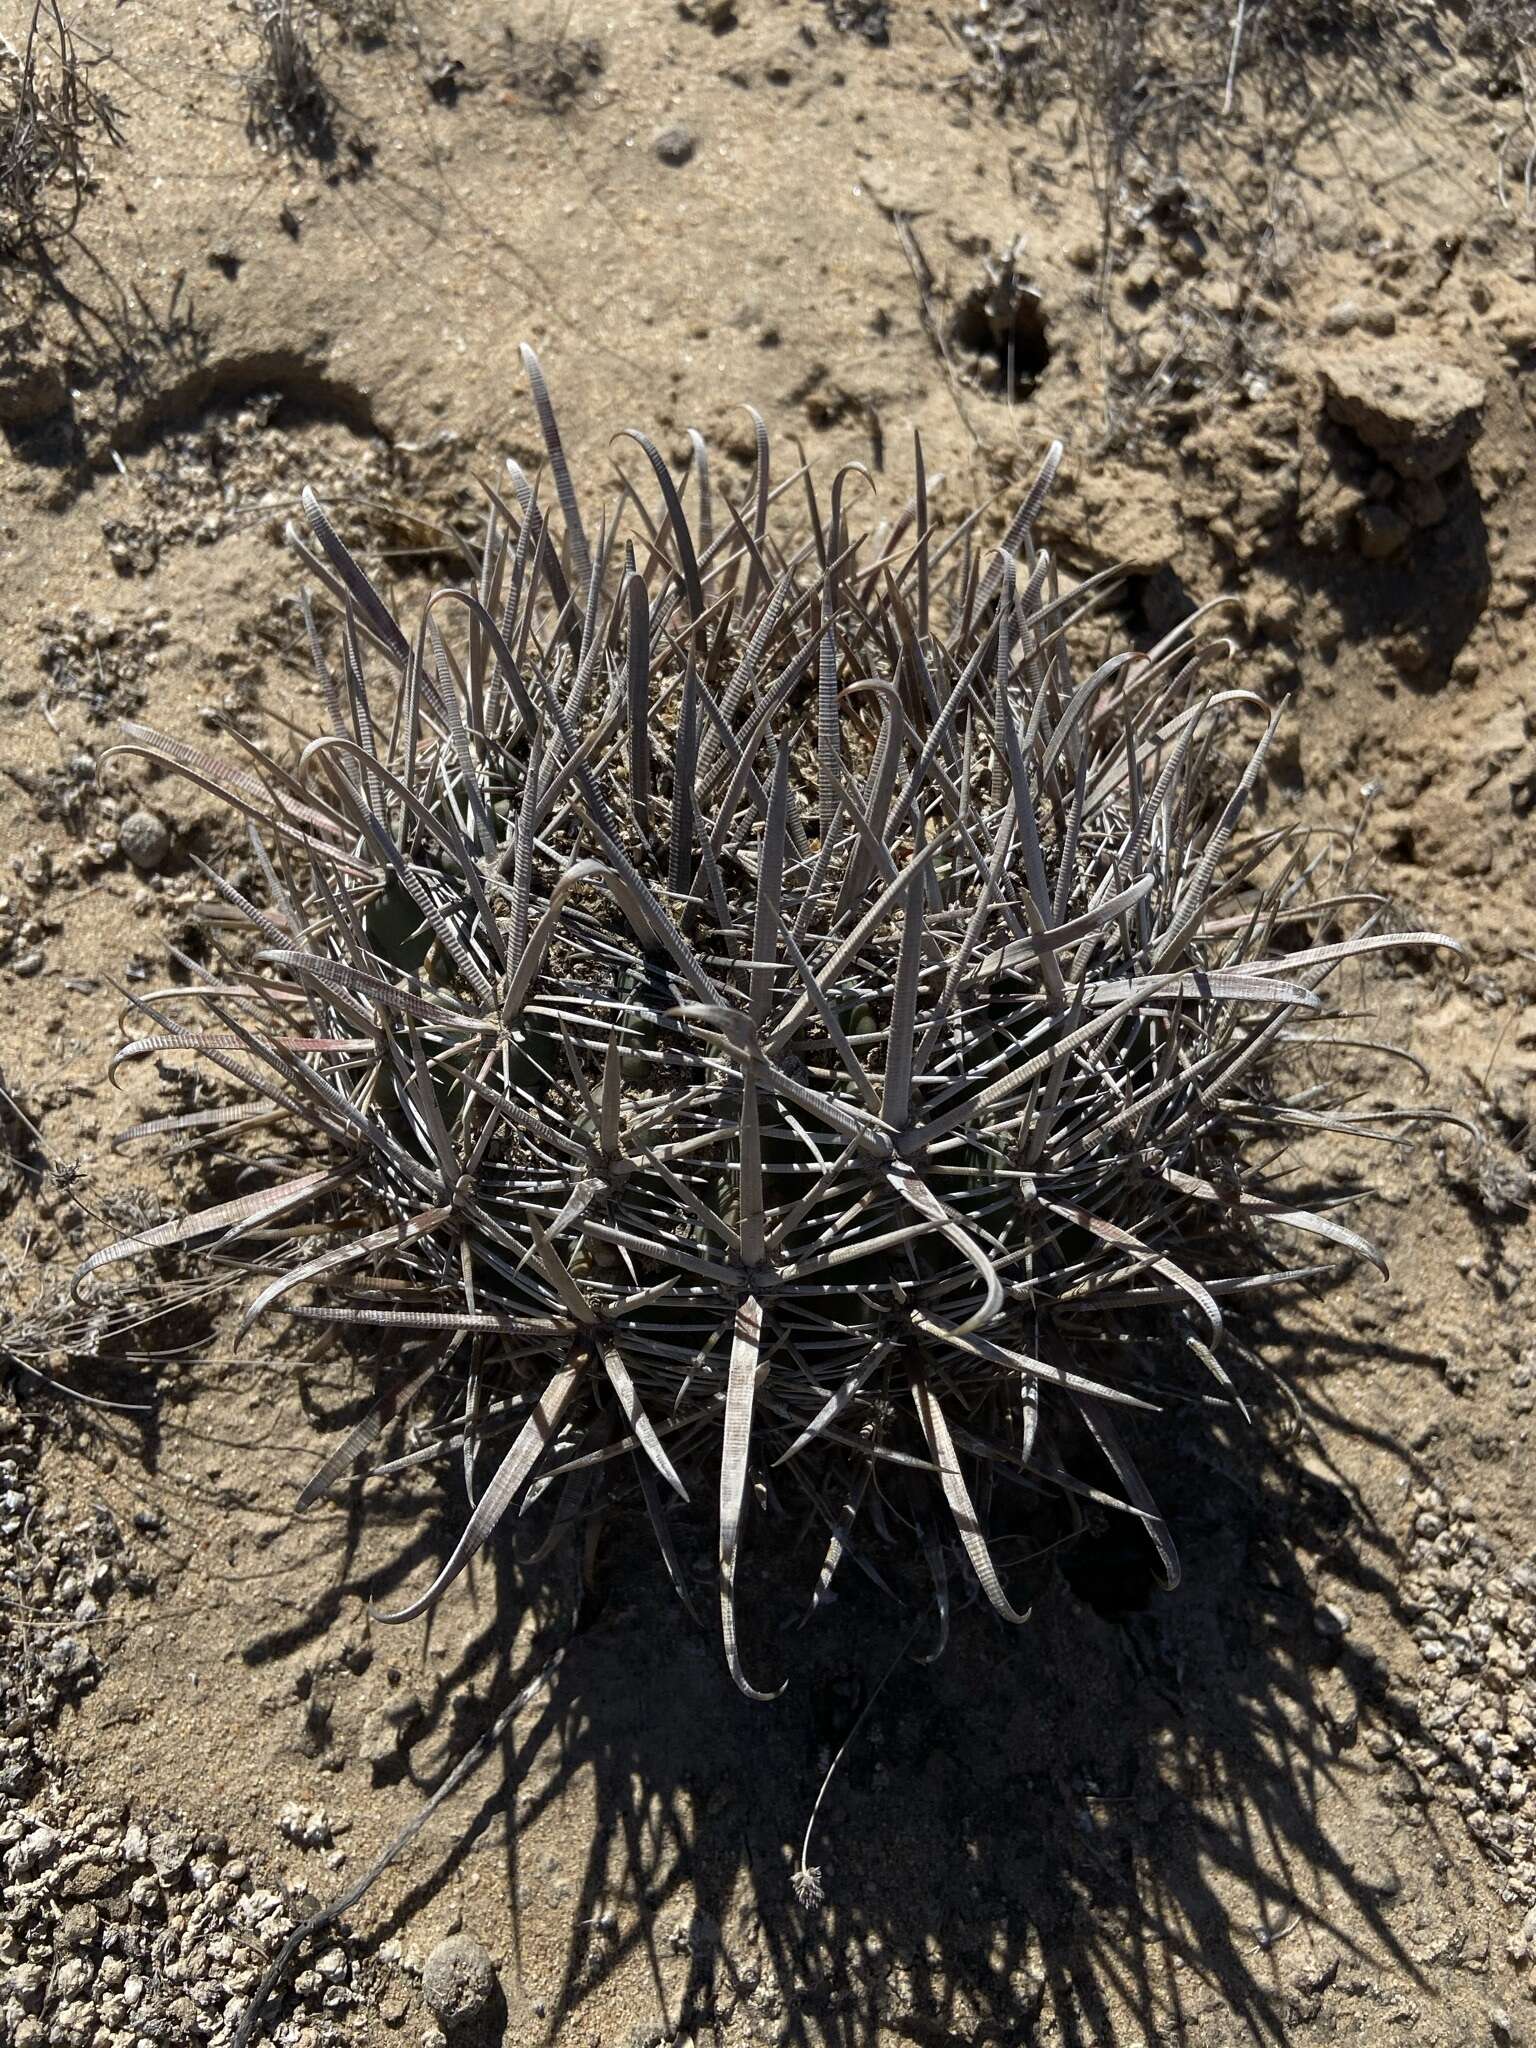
[[0, 1380, 409, 2046], [1395, 1482, 1536, 1907]]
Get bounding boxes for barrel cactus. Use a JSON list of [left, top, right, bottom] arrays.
[[82, 348, 1454, 1698]]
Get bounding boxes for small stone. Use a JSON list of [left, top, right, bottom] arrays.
[[55, 1955, 93, 1998], [5, 1824, 60, 1878], [11, 950, 44, 979], [421, 1933, 496, 2029], [8, 1961, 47, 2012], [360, 1709, 402, 1772], [1123, 253, 1159, 300], [654, 124, 696, 166], [119, 809, 171, 871], [59, 1903, 98, 1947], [1355, 503, 1409, 560], [277, 1802, 332, 1849], [1400, 475, 1447, 528], [150, 1830, 191, 1884], [1313, 1601, 1353, 1638], [359, 1696, 421, 1779]]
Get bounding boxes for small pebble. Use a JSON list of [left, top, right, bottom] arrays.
[[277, 1801, 332, 1848], [654, 124, 696, 166], [119, 808, 171, 871], [421, 1932, 496, 2029]]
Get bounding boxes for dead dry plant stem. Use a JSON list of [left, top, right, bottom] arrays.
[[2, 0, 124, 255], [793, 1614, 925, 1907], [1223, 0, 1249, 114], [1496, 47, 1536, 221], [890, 210, 983, 452]]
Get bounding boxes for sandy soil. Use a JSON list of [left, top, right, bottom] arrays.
[[4, 3, 1536, 2045]]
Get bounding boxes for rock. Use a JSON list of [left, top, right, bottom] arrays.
[[118, 808, 171, 871], [44, 1632, 96, 1683], [654, 124, 696, 167], [359, 1708, 403, 1774], [360, 1690, 422, 1778], [7, 1961, 47, 2012], [54, 1955, 93, 1998], [149, 1829, 191, 1885], [1321, 353, 1486, 481], [276, 1802, 332, 1849], [1313, 1601, 1353, 1638], [5, 1825, 60, 1879], [1355, 504, 1409, 560], [1400, 475, 1447, 528], [421, 1933, 496, 2029]]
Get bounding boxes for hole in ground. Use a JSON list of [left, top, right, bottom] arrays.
[[949, 267, 1050, 400], [1116, 564, 1195, 649]]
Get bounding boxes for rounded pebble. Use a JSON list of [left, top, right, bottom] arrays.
[[119, 809, 171, 871], [421, 1933, 496, 2029], [654, 124, 696, 167]]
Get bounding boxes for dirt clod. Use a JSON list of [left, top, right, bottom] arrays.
[[1322, 353, 1488, 481]]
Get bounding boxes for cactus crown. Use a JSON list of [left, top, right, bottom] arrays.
[[86, 349, 1454, 1691]]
